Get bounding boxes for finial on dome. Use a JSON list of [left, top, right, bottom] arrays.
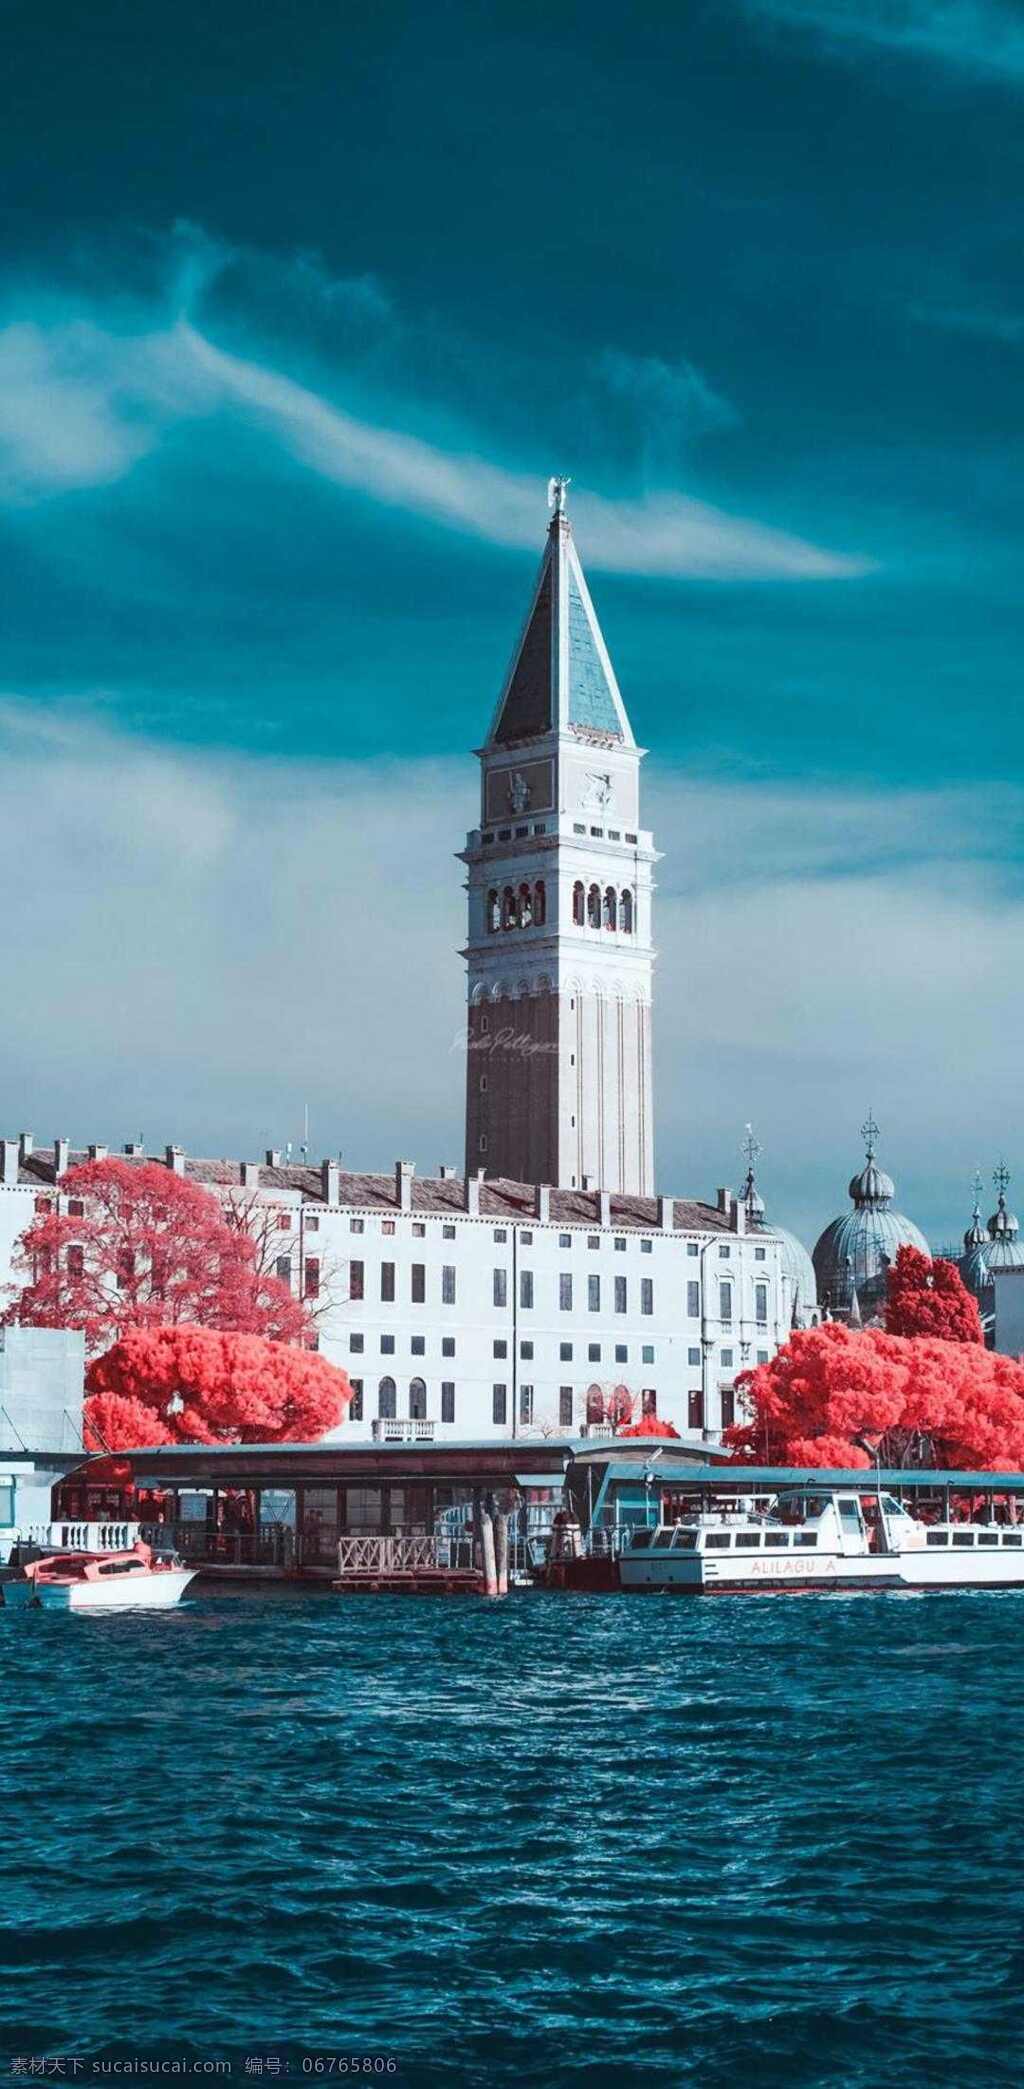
[[861, 1111, 880, 1160], [547, 474, 571, 517], [994, 1159, 1011, 1202], [738, 1123, 766, 1224]]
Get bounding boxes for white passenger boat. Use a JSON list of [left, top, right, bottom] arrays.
[[618, 1487, 1024, 1594], [0, 1521, 197, 1611]]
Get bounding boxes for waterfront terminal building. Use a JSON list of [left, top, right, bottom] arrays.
[[0, 494, 819, 1448]]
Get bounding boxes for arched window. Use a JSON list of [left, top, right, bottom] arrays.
[[533, 880, 546, 926], [587, 883, 601, 929], [501, 885, 516, 930], [487, 888, 500, 934], [378, 1376, 396, 1420], [586, 1384, 604, 1424], [620, 888, 634, 934], [409, 1377, 427, 1421], [572, 880, 585, 926], [518, 881, 532, 927], [603, 885, 616, 930]]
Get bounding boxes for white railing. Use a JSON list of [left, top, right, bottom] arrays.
[[370, 1419, 436, 1443], [23, 1521, 139, 1553], [580, 1423, 614, 1440], [337, 1534, 474, 1574]]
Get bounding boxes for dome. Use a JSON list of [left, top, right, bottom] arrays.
[[985, 1165, 1024, 1271], [737, 1141, 817, 1322], [959, 1182, 993, 1300], [813, 1119, 929, 1317]]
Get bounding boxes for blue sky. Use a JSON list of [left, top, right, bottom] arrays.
[[2, 1, 1022, 1249]]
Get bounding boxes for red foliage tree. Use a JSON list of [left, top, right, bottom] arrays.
[[616, 1417, 681, 1440], [885, 1244, 983, 1344], [3, 1159, 308, 1356], [726, 1320, 1024, 1471], [84, 1324, 352, 1449]]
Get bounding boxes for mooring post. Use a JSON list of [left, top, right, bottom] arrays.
[[493, 1501, 509, 1597], [479, 1497, 497, 1596]]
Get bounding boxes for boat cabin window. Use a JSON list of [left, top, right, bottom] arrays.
[[795, 1533, 818, 1547], [838, 1500, 861, 1522], [735, 1533, 761, 1549], [705, 1533, 731, 1550], [1002, 1533, 1022, 1547], [926, 1532, 949, 1547], [978, 1533, 999, 1547], [98, 1560, 144, 1575], [670, 1530, 698, 1550], [879, 1496, 905, 1517], [952, 1532, 975, 1548], [628, 1530, 658, 1550], [765, 1532, 789, 1548]]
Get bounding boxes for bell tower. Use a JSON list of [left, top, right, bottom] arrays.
[[460, 483, 657, 1193]]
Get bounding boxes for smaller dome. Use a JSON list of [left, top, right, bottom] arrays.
[[735, 1137, 817, 1321], [985, 1164, 1024, 1267]]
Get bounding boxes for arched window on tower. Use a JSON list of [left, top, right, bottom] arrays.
[[587, 883, 601, 929], [533, 880, 546, 926], [378, 1376, 397, 1421], [518, 881, 533, 927], [487, 888, 500, 934], [501, 886, 516, 930], [603, 885, 617, 930], [572, 880, 585, 927], [620, 888, 634, 934], [586, 1384, 605, 1425], [409, 1377, 427, 1421]]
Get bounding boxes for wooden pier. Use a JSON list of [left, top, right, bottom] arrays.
[[332, 1534, 483, 1595]]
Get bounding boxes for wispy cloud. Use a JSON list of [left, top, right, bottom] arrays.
[[0, 701, 1018, 1245], [741, 0, 1024, 82], [910, 299, 1024, 342], [0, 251, 868, 581]]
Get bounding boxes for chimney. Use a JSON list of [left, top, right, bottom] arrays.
[[464, 1168, 485, 1216], [165, 1144, 186, 1176], [439, 1164, 457, 1180], [89, 1143, 108, 1163], [598, 1190, 611, 1228], [18, 1132, 33, 1160], [241, 1161, 261, 1190], [123, 1141, 145, 1158], [658, 1195, 674, 1230], [321, 1158, 340, 1204], [0, 1140, 19, 1185], [581, 1173, 594, 1192], [732, 1197, 746, 1236], [265, 1149, 281, 1168], [533, 1184, 551, 1221], [716, 1187, 733, 1218], [395, 1160, 415, 1211], [54, 1139, 70, 1178]]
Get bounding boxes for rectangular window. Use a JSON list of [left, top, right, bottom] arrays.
[[492, 1383, 507, 1425], [642, 1344, 654, 1365], [275, 1255, 292, 1282], [688, 1346, 701, 1367], [382, 1221, 395, 1236], [381, 1262, 395, 1303], [640, 1278, 653, 1316], [520, 1384, 534, 1425], [587, 1235, 600, 1250], [560, 1273, 573, 1312], [641, 1239, 652, 1254], [67, 1244, 84, 1278], [641, 1389, 657, 1418], [614, 1274, 627, 1314], [380, 1334, 395, 1356], [588, 1343, 601, 1363], [441, 1265, 456, 1305], [559, 1340, 573, 1361], [615, 1344, 627, 1364], [588, 1274, 600, 1312], [755, 1246, 766, 1262], [720, 1386, 736, 1429], [520, 1339, 534, 1360], [614, 1237, 626, 1251], [493, 1339, 507, 1359], [688, 1388, 704, 1430], [493, 1267, 508, 1308], [521, 1231, 533, 1246], [719, 1282, 732, 1324], [411, 1335, 425, 1356], [493, 1227, 508, 1243], [443, 1224, 456, 1240], [441, 1382, 455, 1424], [349, 1259, 364, 1301], [757, 1349, 769, 1365], [348, 1379, 363, 1421], [687, 1280, 700, 1317], [721, 1348, 733, 1369], [442, 1335, 455, 1357], [559, 1387, 573, 1427], [306, 1215, 320, 1233], [350, 1218, 365, 1234], [349, 1333, 364, 1354], [520, 1269, 534, 1309], [412, 1221, 425, 1237], [304, 1257, 320, 1299], [559, 1233, 572, 1248], [755, 1282, 768, 1325], [411, 1263, 425, 1304]]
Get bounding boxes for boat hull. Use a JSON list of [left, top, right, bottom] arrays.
[[6, 1567, 198, 1611], [620, 1549, 1024, 1594]]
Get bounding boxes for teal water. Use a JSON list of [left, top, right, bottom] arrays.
[[2, 1588, 1023, 2088]]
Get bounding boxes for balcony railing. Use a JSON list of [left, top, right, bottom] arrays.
[[371, 1419, 436, 1443], [337, 1534, 476, 1575]]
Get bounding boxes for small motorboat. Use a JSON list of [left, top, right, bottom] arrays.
[[1, 1522, 197, 1611]]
